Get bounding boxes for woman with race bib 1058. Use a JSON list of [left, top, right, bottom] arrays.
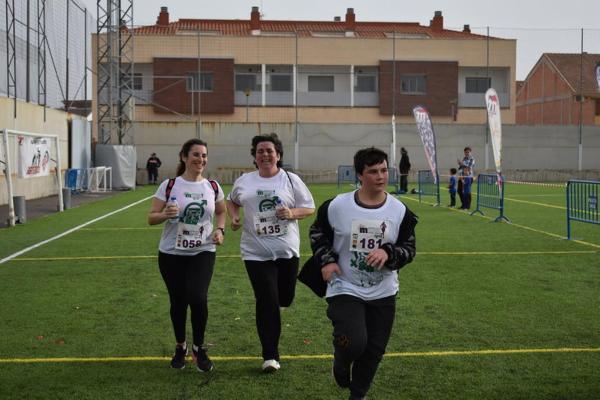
[[147, 138, 226, 373], [226, 133, 315, 373]]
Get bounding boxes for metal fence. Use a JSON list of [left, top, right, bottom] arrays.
[[566, 179, 599, 240], [0, 0, 94, 110], [471, 173, 510, 222]]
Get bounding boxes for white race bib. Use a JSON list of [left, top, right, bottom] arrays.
[[350, 219, 389, 253], [253, 210, 288, 237], [175, 221, 211, 251]]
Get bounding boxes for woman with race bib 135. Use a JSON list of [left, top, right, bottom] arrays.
[[147, 138, 226, 373], [226, 133, 315, 373]]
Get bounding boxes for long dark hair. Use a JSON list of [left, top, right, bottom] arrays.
[[176, 138, 208, 176], [250, 133, 283, 168]]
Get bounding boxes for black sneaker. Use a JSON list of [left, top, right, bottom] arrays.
[[193, 345, 214, 372], [332, 358, 351, 388], [170, 344, 188, 369]]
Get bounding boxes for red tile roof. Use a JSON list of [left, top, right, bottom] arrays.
[[132, 18, 491, 40], [545, 53, 600, 96]]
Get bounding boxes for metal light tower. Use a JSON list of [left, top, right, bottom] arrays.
[[96, 0, 134, 144], [5, 0, 17, 118], [37, 0, 48, 120]]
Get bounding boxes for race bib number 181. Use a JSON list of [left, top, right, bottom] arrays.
[[350, 219, 388, 253]]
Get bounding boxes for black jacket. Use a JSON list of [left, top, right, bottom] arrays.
[[298, 196, 417, 297], [146, 156, 162, 171], [399, 153, 411, 174]]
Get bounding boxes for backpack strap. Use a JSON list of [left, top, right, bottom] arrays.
[[208, 179, 219, 201], [165, 178, 176, 200], [284, 169, 296, 204]]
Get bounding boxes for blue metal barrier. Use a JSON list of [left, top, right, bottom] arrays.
[[417, 169, 440, 205], [470, 173, 510, 222], [566, 179, 599, 240], [388, 167, 399, 193], [337, 165, 356, 188], [64, 168, 88, 192]]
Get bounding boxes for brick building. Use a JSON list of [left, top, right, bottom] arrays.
[[92, 6, 517, 138], [516, 53, 600, 125]]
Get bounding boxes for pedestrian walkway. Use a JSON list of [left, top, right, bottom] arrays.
[[1, 191, 118, 228]]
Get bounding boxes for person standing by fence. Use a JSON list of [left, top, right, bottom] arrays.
[[448, 168, 458, 207], [398, 147, 411, 194], [146, 152, 162, 184], [459, 166, 473, 210], [226, 133, 315, 373], [147, 139, 226, 372], [457, 146, 474, 209]]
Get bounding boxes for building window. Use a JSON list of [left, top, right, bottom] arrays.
[[186, 72, 213, 92], [120, 73, 142, 90], [236, 74, 258, 92], [270, 74, 292, 91], [400, 75, 426, 94], [308, 75, 334, 92], [355, 75, 377, 92], [132, 73, 142, 90], [466, 77, 491, 93]]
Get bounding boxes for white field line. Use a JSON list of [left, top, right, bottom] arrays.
[[0, 196, 153, 265]]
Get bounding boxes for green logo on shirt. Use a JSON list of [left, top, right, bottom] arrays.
[[259, 197, 278, 212], [182, 200, 207, 224]]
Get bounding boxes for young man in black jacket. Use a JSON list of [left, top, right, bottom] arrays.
[[309, 147, 417, 400]]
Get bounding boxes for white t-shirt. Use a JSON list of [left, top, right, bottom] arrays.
[[227, 169, 315, 261], [155, 176, 225, 256], [325, 191, 407, 300]]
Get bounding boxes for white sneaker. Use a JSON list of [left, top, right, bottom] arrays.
[[261, 359, 281, 372]]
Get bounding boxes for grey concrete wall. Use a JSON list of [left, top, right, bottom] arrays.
[[132, 121, 600, 184]]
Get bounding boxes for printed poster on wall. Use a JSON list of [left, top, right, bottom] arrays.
[[18, 136, 52, 178], [412, 105, 438, 183]]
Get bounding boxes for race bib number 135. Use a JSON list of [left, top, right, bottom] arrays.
[[253, 210, 288, 237]]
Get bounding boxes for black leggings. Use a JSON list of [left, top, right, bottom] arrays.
[[327, 294, 396, 398], [244, 257, 299, 360], [158, 251, 215, 346]]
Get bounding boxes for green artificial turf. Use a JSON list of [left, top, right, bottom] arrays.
[[0, 183, 598, 399]]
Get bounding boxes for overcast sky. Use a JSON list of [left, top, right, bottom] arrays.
[[80, 0, 600, 80]]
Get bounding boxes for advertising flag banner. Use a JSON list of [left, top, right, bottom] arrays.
[[412, 105, 438, 183], [485, 88, 503, 184], [18, 135, 52, 178]]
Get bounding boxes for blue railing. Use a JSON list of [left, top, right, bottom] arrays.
[[566, 180, 599, 240], [337, 165, 356, 188], [470, 173, 510, 223], [417, 169, 440, 206]]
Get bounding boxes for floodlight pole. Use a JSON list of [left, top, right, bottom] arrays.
[[578, 28, 583, 171], [244, 88, 250, 122], [485, 26, 490, 171], [294, 31, 299, 171], [391, 32, 397, 168]]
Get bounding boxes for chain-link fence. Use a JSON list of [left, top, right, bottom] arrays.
[[0, 0, 94, 110]]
